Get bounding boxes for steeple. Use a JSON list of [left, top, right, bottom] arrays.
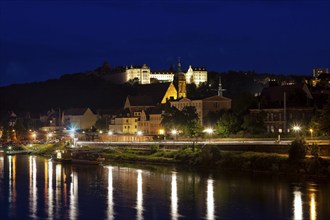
[[173, 57, 186, 98], [177, 57, 181, 73]]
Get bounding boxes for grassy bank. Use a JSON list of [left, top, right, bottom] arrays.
[[22, 143, 330, 177]]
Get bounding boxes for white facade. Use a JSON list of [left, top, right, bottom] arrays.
[[126, 64, 150, 84], [124, 64, 207, 86], [186, 65, 208, 85], [150, 71, 174, 82]]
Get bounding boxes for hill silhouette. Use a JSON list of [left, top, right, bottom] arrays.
[[0, 72, 133, 115]]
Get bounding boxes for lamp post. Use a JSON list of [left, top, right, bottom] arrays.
[[171, 129, 177, 142], [32, 132, 37, 142], [292, 125, 301, 137], [203, 128, 214, 143], [309, 128, 313, 142], [47, 132, 53, 143], [108, 131, 113, 142], [137, 131, 143, 142]]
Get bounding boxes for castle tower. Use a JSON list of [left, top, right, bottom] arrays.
[[173, 57, 186, 98]]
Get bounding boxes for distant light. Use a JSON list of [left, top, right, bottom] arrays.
[[159, 129, 165, 135], [70, 127, 76, 132], [99, 130, 103, 134], [108, 131, 113, 135], [137, 131, 142, 136], [293, 125, 301, 132], [203, 128, 214, 134], [171, 129, 177, 135]]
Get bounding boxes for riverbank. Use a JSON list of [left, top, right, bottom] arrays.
[[19, 143, 330, 178]]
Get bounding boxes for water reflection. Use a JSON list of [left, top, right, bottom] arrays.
[[29, 156, 37, 218], [206, 178, 215, 220], [70, 170, 78, 220], [0, 155, 3, 179], [8, 155, 16, 217], [310, 193, 316, 220], [171, 172, 179, 220], [293, 187, 303, 220], [46, 160, 54, 220], [107, 166, 114, 220], [55, 163, 62, 218], [136, 169, 143, 220]]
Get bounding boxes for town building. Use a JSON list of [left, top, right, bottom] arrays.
[[313, 68, 329, 78], [249, 83, 314, 133], [170, 95, 232, 126], [63, 108, 97, 130]]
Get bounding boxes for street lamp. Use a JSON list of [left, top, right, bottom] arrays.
[[32, 132, 37, 142], [47, 132, 53, 143], [171, 129, 177, 141], [137, 131, 143, 142], [203, 128, 214, 142], [292, 125, 301, 137], [108, 131, 113, 142], [309, 128, 313, 141]]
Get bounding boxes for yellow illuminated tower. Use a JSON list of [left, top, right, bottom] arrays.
[[173, 58, 186, 98]]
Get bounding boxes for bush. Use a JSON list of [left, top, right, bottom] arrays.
[[289, 138, 307, 160], [310, 144, 320, 158]]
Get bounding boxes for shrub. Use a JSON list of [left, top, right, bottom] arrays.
[[310, 144, 320, 158], [289, 138, 307, 160]]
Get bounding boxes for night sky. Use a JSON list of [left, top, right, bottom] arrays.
[[0, 0, 329, 86]]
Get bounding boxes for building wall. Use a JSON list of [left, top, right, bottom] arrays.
[[109, 117, 138, 134], [171, 97, 231, 126], [250, 108, 314, 133], [64, 109, 97, 129], [126, 65, 150, 84], [150, 72, 174, 82], [149, 114, 163, 135]]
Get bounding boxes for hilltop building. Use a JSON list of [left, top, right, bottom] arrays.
[[97, 61, 207, 86]]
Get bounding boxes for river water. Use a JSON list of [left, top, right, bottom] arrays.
[[0, 154, 329, 219]]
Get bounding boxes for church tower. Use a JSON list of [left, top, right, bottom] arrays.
[[173, 58, 186, 98]]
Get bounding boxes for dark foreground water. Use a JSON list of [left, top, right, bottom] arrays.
[[0, 155, 329, 220]]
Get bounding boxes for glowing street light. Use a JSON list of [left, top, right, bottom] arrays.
[[309, 128, 314, 141], [32, 132, 37, 141], [108, 131, 113, 135], [292, 125, 301, 132], [137, 131, 143, 142], [203, 128, 214, 142], [171, 129, 178, 141], [47, 132, 53, 142]]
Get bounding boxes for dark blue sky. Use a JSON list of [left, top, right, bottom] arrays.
[[0, 0, 329, 86]]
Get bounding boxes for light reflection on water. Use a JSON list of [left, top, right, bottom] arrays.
[[136, 169, 143, 220], [171, 172, 178, 220], [29, 156, 37, 219], [293, 187, 303, 220], [206, 178, 215, 220], [106, 166, 114, 220], [8, 155, 16, 218], [1, 155, 330, 219]]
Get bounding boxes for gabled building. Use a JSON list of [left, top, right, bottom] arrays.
[[108, 109, 138, 134], [185, 65, 207, 86], [170, 95, 232, 126], [63, 108, 97, 130], [249, 84, 314, 133], [124, 82, 177, 116]]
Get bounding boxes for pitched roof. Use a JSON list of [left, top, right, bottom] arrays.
[[127, 95, 155, 106], [134, 82, 173, 104], [64, 108, 91, 116], [203, 95, 231, 102], [261, 84, 313, 107]]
